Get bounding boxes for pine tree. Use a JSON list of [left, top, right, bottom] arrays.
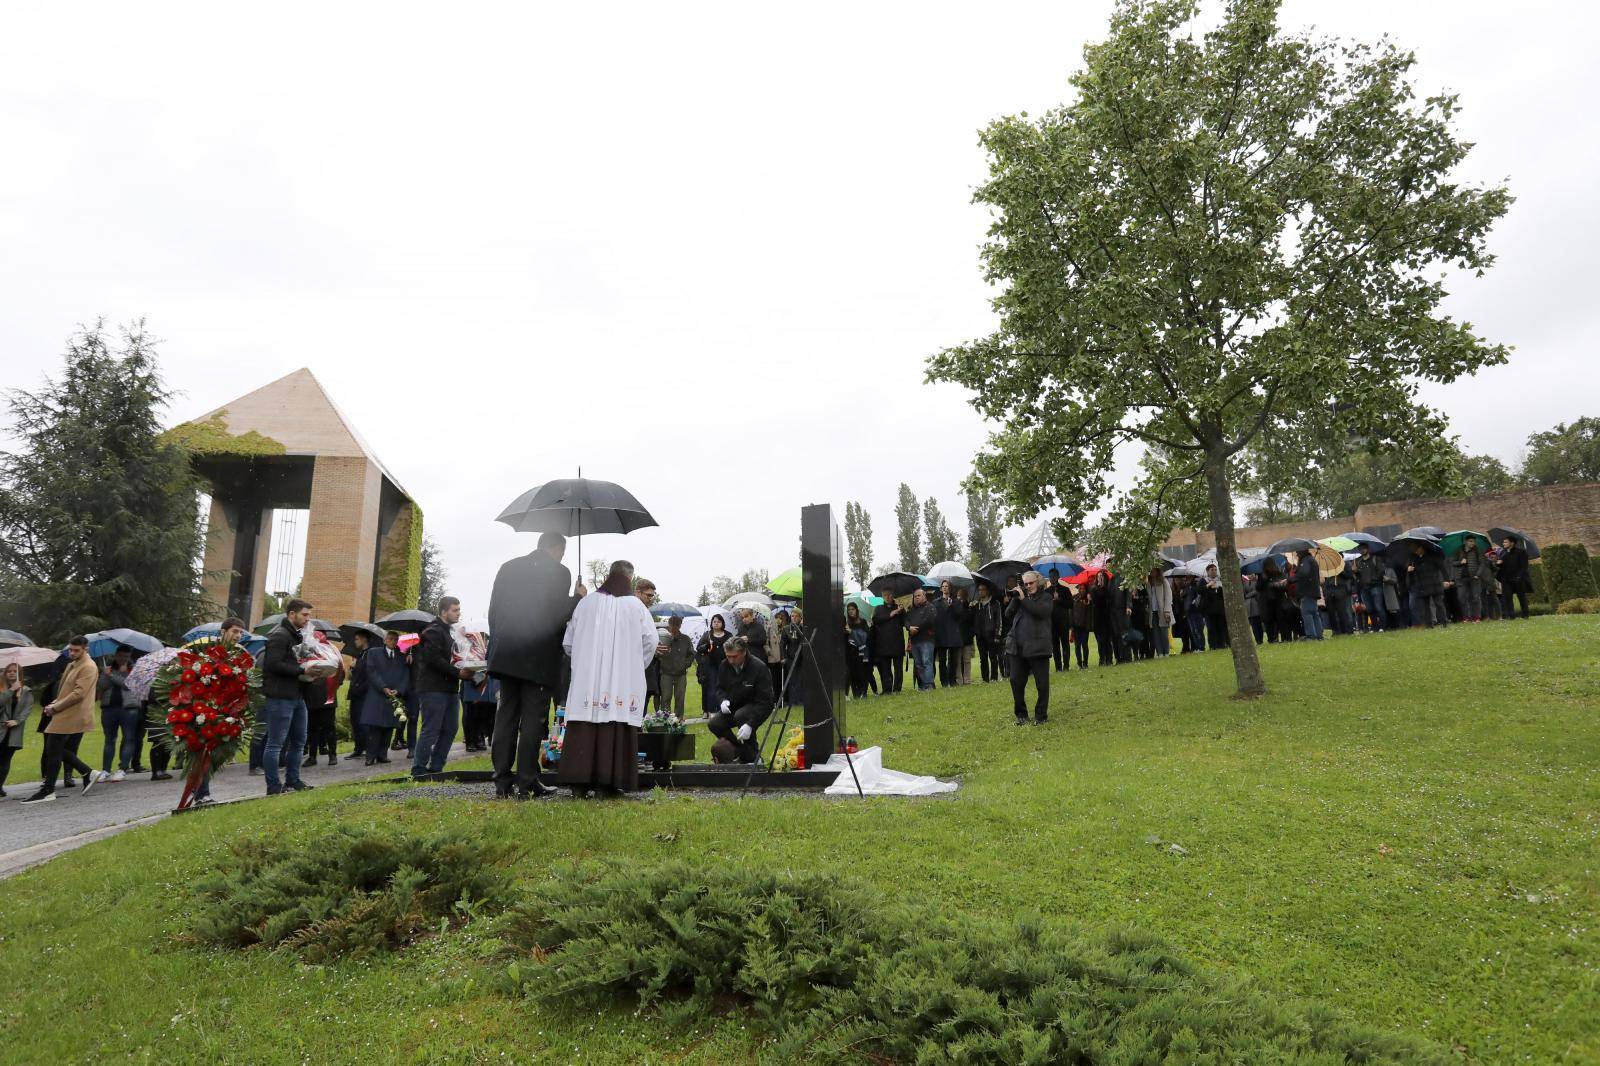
[[895, 484, 923, 574], [922, 497, 961, 566], [965, 490, 1005, 564], [843, 501, 874, 588], [0, 320, 207, 644]]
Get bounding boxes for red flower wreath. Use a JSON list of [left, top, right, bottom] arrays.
[[150, 637, 264, 808]]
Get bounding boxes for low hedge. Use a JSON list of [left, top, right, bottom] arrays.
[[1542, 544, 1599, 605], [502, 862, 1449, 1065], [1555, 597, 1600, 615], [1527, 560, 1547, 602]]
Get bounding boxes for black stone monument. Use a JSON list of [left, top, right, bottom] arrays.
[[800, 503, 847, 758]]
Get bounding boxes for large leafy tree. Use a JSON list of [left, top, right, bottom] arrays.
[[929, 0, 1509, 696], [1519, 417, 1600, 487], [0, 321, 208, 644], [894, 484, 924, 574], [843, 501, 875, 588]]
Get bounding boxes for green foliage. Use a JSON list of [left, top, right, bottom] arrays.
[[708, 568, 769, 603], [922, 495, 961, 565], [927, 0, 1509, 695], [1554, 597, 1600, 615], [1526, 560, 1547, 602], [416, 534, 448, 612], [504, 862, 1447, 1064], [1540, 544, 1599, 606], [162, 412, 286, 457], [375, 503, 425, 617], [0, 320, 210, 644], [843, 501, 874, 588], [1591, 556, 1600, 596], [895, 483, 923, 574], [1518, 417, 1600, 486], [964, 489, 1006, 564], [191, 824, 514, 961]]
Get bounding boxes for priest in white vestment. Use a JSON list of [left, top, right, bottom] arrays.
[[560, 560, 659, 795]]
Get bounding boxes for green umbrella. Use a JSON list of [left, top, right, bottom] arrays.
[[845, 590, 884, 619], [1319, 535, 1358, 552], [1439, 530, 1491, 557], [765, 566, 803, 599]]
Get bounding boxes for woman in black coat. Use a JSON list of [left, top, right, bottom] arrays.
[[696, 615, 731, 715], [1496, 538, 1532, 619]]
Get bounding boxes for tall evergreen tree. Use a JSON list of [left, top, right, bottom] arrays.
[[415, 534, 448, 611], [965, 490, 1006, 564], [894, 484, 923, 574], [0, 321, 207, 644], [843, 501, 874, 588], [922, 497, 961, 566]]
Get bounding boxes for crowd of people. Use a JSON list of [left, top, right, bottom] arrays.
[[0, 530, 1541, 806]]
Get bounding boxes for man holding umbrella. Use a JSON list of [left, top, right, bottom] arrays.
[[487, 531, 586, 799]]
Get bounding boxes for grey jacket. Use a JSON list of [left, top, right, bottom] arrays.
[[1005, 589, 1054, 658], [1, 684, 34, 748]]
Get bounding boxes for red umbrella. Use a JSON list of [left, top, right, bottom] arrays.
[[1063, 566, 1113, 586]]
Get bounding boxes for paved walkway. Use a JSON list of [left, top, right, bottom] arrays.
[[0, 743, 478, 879]]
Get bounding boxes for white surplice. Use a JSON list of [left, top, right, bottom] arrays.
[[562, 591, 659, 726]]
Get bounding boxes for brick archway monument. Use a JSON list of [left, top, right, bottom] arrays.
[[169, 369, 421, 628]]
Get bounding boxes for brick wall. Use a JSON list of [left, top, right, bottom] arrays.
[[301, 456, 382, 624], [1164, 482, 1600, 554]]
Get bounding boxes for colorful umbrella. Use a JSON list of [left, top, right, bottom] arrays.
[[125, 646, 181, 703], [765, 567, 803, 599]]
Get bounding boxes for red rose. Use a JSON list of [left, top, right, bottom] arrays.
[[198, 663, 214, 676]]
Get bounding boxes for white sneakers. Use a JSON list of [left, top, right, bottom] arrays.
[[81, 770, 110, 795], [110, 769, 126, 783]]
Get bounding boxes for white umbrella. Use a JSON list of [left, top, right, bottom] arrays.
[[926, 561, 975, 589], [0, 646, 58, 670], [725, 590, 775, 608]]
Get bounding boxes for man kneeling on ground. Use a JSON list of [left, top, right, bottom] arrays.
[[707, 637, 775, 764]]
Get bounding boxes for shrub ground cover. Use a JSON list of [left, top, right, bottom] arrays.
[[0, 616, 1594, 1063]]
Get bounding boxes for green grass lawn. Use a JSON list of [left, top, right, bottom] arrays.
[[1, 618, 1596, 1063]]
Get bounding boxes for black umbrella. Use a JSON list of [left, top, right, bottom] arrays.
[[1266, 537, 1318, 555], [1386, 535, 1443, 563], [868, 571, 925, 598], [496, 473, 658, 581], [375, 609, 436, 634], [339, 621, 388, 648], [253, 615, 340, 636], [1488, 526, 1541, 559], [1337, 531, 1389, 551], [976, 559, 1033, 584], [1409, 525, 1447, 539], [0, 629, 33, 648]]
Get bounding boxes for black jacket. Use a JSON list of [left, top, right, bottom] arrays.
[[1408, 551, 1447, 595], [903, 603, 936, 645], [1006, 588, 1054, 658], [416, 617, 460, 694], [973, 595, 1003, 643], [1294, 555, 1322, 601], [261, 618, 306, 699], [932, 598, 966, 648], [1497, 546, 1531, 591], [487, 551, 579, 686], [870, 604, 906, 657], [717, 654, 775, 730], [741, 617, 769, 660]]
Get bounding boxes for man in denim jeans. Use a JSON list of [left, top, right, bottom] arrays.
[[259, 598, 316, 795], [413, 595, 471, 779]]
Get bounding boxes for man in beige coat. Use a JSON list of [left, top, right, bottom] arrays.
[[21, 635, 106, 804]]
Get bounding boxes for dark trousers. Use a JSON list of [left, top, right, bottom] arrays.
[[412, 691, 460, 777], [976, 638, 1001, 681], [101, 706, 140, 771], [1205, 613, 1229, 649], [1417, 591, 1447, 627], [48, 733, 85, 785], [400, 694, 419, 749], [875, 655, 902, 694], [1094, 623, 1116, 665], [1248, 616, 1265, 644], [492, 678, 551, 794], [0, 744, 15, 789], [365, 726, 392, 759], [462, 700, 495, 748], [40, 732, 93, 793], [306, 703, 337, 757], [768, 661, 787, 704], [348, 700, 367, 755], [1051, 621, 1070, 671], [1502, 587, 1529, 619], [707, 711, 763, 763], [1072, 627, 1090, 668], [847, 657, 871, 698], [1008, 654, 1050, 722], [936, 646, 960, 687]]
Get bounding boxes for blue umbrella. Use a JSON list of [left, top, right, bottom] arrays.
[[78, 628, 164, 657], [1032, 554, 1085, 579], [181, 622, 267, 654], [649, 602, 702, 620], [1241, 552, 1287, 575]]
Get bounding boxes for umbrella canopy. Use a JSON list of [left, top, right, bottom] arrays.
[[1030, 554, 1084, 579], [339, 621, 389, 648], [1241, 552, 1287, 575], [844, 590, 885, 620], [868, 571, 926, 598], [650, 602, 702, 620], [730, 601, 773, 624], [1319, 536, 1358, 552], [80, 628, 164, 657], [927, 561, 976, 589], [1266, 537, 1318, 555], [1153, 556, 1180, 572], [680, 615, 709, 645], [0, 645, 58, 670], [1310, 545, 1345, 578], [697, 605, 737, 633], [975, 559, 1033, 586], [1410, 525, 1446, 538], [1488, 527, 1541, 559], [1063, 566, 1112, 586], [181, 623, 266, 655], [765, 567, 803, 599], [495, 477, 658, 536], [1438, 530, 1492, 557], [1386, 535, 1444, 562], [0, 629, 34, 648], [374, 609, 436, 635], [725, 590, 775, 609], [253, 615, 341, 637], [1172, 557, 1215, 579], [125, 646, 183, 703], [1338, 531, 1389, 551]]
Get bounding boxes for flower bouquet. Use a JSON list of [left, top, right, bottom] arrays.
[[387, 691, 409, 725], [642, 710, 685, 734], [296, 628, 343, 680], [149, 638, 263, 809], [452, 624, 488, 673]]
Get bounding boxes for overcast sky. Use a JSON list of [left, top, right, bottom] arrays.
[[3, 1, 1596, 613]]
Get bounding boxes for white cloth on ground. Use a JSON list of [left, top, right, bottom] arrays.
[[821, 746, 959, 797], [562, 591, 658, 727]]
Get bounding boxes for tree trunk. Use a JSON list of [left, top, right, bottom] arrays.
[[1203, 453, 1266, 697]]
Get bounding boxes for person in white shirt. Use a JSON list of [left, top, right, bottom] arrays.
[[559, 560, 657, 798]]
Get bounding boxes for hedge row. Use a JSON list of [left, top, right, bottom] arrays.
[[1542, 544, 1599, 605]]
